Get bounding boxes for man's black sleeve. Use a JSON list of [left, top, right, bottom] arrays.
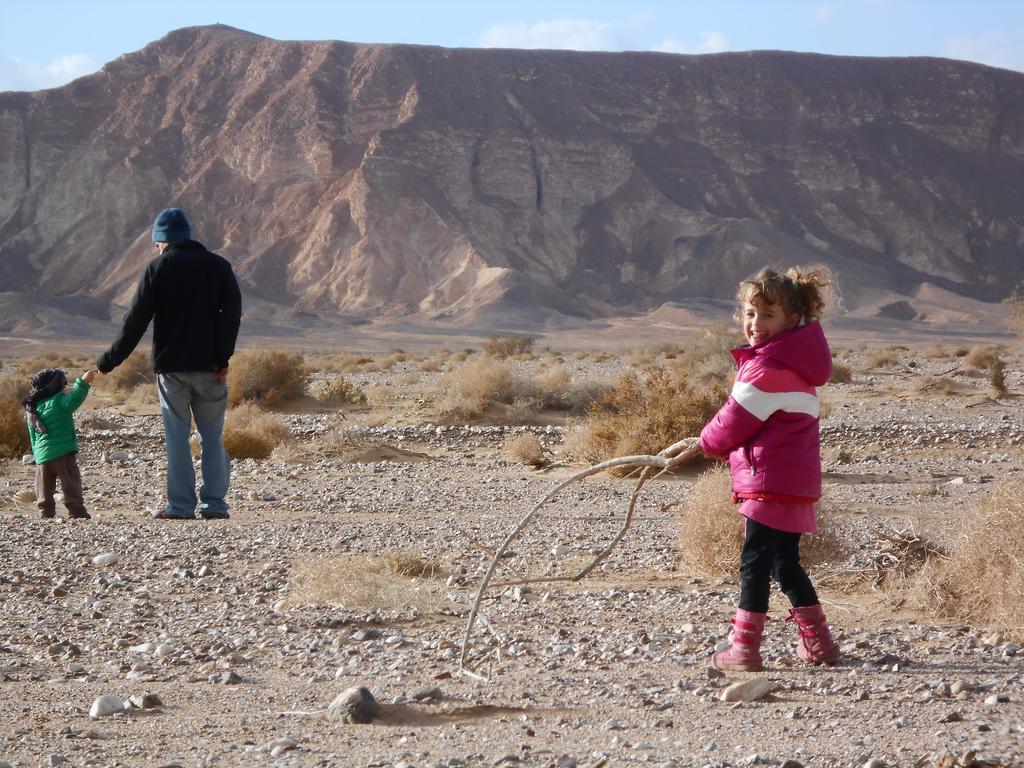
[[96, 265, 156, 373], [216, 264, 242, 368]]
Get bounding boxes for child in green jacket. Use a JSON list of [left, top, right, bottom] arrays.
[[22, 368, 98, 519]]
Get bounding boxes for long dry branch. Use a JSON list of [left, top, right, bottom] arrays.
[[459, 436, 701, 673]]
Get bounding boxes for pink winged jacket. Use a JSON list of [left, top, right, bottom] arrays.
[[700, 321, 832, 501]]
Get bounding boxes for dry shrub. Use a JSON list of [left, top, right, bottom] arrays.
[[912, 376, 961, 396], [383, 550, 442, 579], [911, 476, 1024, 637], [227, 349, 308, 407], [316, 376, 367, 405], [221, 402, 290, 459], [963, 344, 1001, 370], [290, 553, 442, 612], [864, 348, 901, 369], [818, 394, 833, 420], [675, 466, 846, 579], [436, 356, 523, 417], [922, 345, 952, 359], [19, 354, 75, 375], [829, 361, 853, 384], [484, 333, 534, 358], [333, 354, 375, 372], [504, 432, 546, 465], [990, 359, 1007, 397], [534, 364, 609, 412], [0, 374, 29, 459], [118, 382, 159, 412], [668, 325, 742, 384], [576, 365, 726, 466], [394, 371, 421, 386], [574, 327, 737, 464], [676, 466, 743, 578], [418, 357, 444, 372], [100, 352, 155, 393]]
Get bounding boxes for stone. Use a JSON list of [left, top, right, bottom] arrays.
[[89, 694, 125, 718], [154, 643, 175, 659], [721, 678, 775, 702], [127, 693, 163, 709], [326, 686, 378, 724], [263, 736, 298, 756], [352, 628, 383, 642], [91, 553, 119, 567], [411, 685, 443, 702], [216, 670, 244, 685], [15, 489, 36, 503]]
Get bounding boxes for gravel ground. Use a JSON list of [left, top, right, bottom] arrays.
[[0, 348, 1022, 768]]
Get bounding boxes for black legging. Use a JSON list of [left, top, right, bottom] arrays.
[[738, 518, 819, 613]]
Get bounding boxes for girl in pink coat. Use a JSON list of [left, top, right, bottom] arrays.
[[699, 266, 839, 671]]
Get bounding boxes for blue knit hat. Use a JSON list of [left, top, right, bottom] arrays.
[[151, 208, 191, 242]]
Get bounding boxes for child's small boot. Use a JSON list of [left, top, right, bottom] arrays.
[[787, 604, 840, 665], [713, 609, 766, 672]]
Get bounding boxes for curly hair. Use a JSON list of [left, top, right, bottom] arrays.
[[737, 266, 832, 323]]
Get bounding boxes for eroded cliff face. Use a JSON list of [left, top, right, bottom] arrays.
[[1, 25, 1022, 328]]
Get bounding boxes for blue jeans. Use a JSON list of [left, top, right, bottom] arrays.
[[157, 372, 230, 519]]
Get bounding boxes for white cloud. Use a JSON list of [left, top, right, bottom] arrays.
[[0, 53, 98, 92], [657, 31, 731, 55], [945, 31, 1024, 72], [478, 19, 618, 51]]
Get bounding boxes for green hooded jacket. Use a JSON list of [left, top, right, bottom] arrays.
[[27, 378, 91, 464]]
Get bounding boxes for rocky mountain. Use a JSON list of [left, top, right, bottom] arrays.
[[1, 25, 1022, 333]]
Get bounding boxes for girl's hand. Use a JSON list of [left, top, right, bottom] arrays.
[[82, 370, 98, 384]]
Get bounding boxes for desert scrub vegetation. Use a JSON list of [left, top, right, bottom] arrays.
[[0, 373, 29, 459], [435, 357, 523, 418], [503, 432, 546, 466], [863, 347, 903, 369], [574, 365, 725, 466], [829, 361, 853, 384], [289, 552, 443, 612], [434, 357, 607, 421], [314, 375, 367, 405], [963, 344, 1002, 371], [103, 351, 155, 391], [227, 349, 308, 407], [569, 326, 739, 465], [221, 402, 291, 459], [675, 466, 845, 579], [484, 333, 534, 358], [911, 474, 1024, 638], [18, 354, 76, 374]]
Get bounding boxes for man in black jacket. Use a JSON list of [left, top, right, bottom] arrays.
[[97, 208, 242, 520]]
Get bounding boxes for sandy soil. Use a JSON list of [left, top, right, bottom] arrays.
[[0, 340, 1022, 768]]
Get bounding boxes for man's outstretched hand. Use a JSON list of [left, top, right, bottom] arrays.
[[214, 366, 229, 382]]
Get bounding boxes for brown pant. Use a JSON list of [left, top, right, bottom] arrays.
[[36, 453, 87, 518]]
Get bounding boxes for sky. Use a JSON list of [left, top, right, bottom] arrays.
[[1, 0, 1023, 92]]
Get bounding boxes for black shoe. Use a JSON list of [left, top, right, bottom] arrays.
[[152, 509, 195, 520], [200, 510, 230, 520], [69, 510, 91, 520], [40, 509, 56, 519]]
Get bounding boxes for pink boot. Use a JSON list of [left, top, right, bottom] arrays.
[[787, 604, 840, 665], [713, 609, 766, 672]]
